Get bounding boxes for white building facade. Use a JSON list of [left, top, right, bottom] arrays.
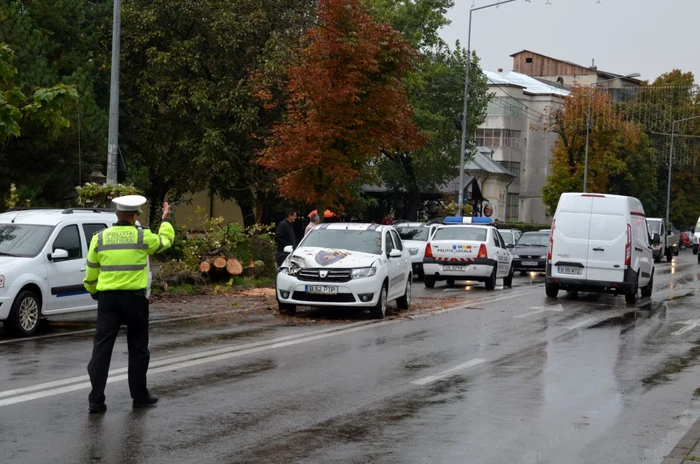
[[476, 70, 569, 224]]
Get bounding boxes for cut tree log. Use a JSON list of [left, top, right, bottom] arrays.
[[199, 260, 211, 273], [213, 256, 227, 270], [226, 258, 243, 275]]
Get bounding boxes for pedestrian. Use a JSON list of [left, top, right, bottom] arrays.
[[84, 195, 175, 413], [275, 208, 297, 267], [381, 213, 394, 225], [306, 212, 320, 235]]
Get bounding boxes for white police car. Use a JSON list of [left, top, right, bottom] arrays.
[[276, 223, 412, 319], [0, 208, 117, 336], [422, 217, 514, 290]]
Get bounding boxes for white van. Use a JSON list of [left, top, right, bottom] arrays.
[[545, 193, 654, 304]]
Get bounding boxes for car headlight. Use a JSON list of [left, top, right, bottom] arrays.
[[351, 267, 377, 279], [0, 275, 4, 288], [511, 255, 520, 259]]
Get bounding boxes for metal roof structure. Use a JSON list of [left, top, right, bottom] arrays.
[[466, 148, 516, 177], [485, 70, 570, 97]]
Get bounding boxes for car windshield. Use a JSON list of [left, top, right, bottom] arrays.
[[301, 229, 382, 255], [648, 220, 661, 235], [397, 227, 428, 241], [433, 226, 487, 242], [516, 233, 549, 247], [0, 224, 54, 257], [499, 230, 515, 245]]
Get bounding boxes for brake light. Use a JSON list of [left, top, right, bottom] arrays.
[[477, 243, 488, 259], [425, 243, 433, 259], [547, 220, 555, 261], [625, 224, 631, 266]]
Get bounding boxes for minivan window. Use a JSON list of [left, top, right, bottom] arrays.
[[52, 225, 83, 260], [0, 224, 54, 257], [82, 223, 108, 241], [433, 227, 487, 242]]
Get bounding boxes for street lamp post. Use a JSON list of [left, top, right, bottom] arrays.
[[582, 72, 640, 193], [666, 115, 700, 228], [457, 0, 517, 217], [106, 0, 122, 185]]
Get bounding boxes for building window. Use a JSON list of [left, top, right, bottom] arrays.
[[486, 97, 523, 117], [475, 129, 521, 149], [498, 161, 521, 183], [525, 57, 533, 64], [507, 193, 519, 221]]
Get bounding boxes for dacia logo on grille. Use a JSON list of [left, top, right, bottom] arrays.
[[319, 270, 329, 278]]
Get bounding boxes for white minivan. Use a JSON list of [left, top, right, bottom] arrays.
[[545, 193, 654, 304]]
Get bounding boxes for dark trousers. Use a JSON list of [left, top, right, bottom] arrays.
[[276, 251, 289, 268], [87, 291, 150, 404]]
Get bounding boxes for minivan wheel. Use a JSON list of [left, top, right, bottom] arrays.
[[625, 276, 639, 305], [545, 284, 559, 298], [370, 285, 388, 319], [503, 265, 514, 288], [446, 279, 455, 287], [484, 265, 497, 291], [424, 276, 436, 289], [396, 279, 411, 310], [5, 290, 41, 337], [641, 272, 653, 298]]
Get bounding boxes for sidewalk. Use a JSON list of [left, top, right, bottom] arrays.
[[662, 418, 700, 464]]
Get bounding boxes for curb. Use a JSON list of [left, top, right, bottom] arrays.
[[662, 418, 700, 464]]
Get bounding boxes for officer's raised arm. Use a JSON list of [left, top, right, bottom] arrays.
[[144, 201, 175, 255]]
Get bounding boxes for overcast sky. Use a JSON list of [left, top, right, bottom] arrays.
[[439, 0, 700, 83]]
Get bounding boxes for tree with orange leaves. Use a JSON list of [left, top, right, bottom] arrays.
[[258, 0, 426, 218], [541, 86, 656, 215]]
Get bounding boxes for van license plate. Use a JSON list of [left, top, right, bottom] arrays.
[[306, 285, 338, 295], [522, 261, 538, 266], [443, 265, 466, 272], [558, 266, 582, 276]]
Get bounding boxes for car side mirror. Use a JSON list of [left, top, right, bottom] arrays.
[[389, 249, 402, 258], [283, 245, 294, 253], [652, 233, 661, 245], [507, 244, 514, 249], [49, 249, 69, 261]]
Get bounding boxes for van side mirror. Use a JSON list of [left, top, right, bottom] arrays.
[[49, 249, 69, 261], [652, 233, 661, 245]]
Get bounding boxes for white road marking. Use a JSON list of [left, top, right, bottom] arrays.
[[410, 358, 487, 386], [0, 320, 384, 405], [0, 306, 270, 345], [514, 304, 564, 319], [672, 318, 700, 336]]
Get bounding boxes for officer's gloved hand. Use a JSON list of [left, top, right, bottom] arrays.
[[91, 292, 99, 301]]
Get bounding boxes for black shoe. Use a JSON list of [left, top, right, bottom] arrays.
[[132, 394, 159, 409], [89, 403, 107, 414]]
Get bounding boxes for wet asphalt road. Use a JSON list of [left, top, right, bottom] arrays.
[[2, 254, 700, 463]]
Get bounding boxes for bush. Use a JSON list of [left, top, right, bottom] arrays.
[[498, 221, 551, 233], [75, 183, 142, 208]]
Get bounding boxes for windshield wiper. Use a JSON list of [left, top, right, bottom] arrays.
[[519, 244, 547, 247]]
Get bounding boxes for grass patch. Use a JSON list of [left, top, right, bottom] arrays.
[[157, 283, 201, 296], [235, 277, 274, 290], [684, 454, 700, 462]]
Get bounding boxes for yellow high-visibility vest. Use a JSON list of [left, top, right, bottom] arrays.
[[83, 221, 175, 293]]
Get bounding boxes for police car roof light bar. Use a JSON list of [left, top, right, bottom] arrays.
[[443, 216, 492, 225]]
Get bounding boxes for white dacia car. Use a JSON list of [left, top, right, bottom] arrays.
[[0, 208, 117, 336], [276, 223, 412, 319]]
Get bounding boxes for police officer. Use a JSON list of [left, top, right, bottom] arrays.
[[84, 195, 175, 413]]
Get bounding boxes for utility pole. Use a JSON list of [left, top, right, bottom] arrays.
[[106, 0, 122, 185]]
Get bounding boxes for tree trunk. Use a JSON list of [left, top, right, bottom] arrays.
[[226, 258, 243, 275], [146, 183, 168, 228], [240, 201, 256, 228], [403, 184, 421, 221], [317, 198, 325, 224]]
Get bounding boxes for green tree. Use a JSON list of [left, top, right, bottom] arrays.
[[368, 0, 490, 220], [0, 0, 110, 207]]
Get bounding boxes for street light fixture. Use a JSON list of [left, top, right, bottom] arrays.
[[582, 72, 640, 193], [666, 115, 700, 228], [457, 0, 517, 217]]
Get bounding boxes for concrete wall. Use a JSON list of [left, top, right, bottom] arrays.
[[172, 191, 244, 231]]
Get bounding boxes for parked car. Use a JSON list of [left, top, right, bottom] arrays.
[[0, 208, 117, 336], [276, 223, 412, 319], [647, 218, 678, 262], [423, 217, 513, 290], [679, 231, 690, 250], [394, 222, 430, 280], [545, 193, 654, 304], [497, 228, 521, 249], [511, 231, 550, 275]]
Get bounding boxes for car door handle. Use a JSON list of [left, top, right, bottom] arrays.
[[592, 248, 605, 252], [635, 247, 643, 252]]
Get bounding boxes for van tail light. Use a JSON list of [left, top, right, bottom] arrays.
[[425, 243, 433, 259], [477, 244, 488, 259], [547, 220, 556, 261], [625, 224, 631, 266]]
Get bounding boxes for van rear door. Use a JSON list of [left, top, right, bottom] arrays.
[[586, 197, 627, 283], [551, 194, 593, 280]]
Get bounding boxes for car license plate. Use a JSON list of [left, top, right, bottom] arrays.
[[522, 261, 538, 266], [305, 285, 338, 295], [443, 265, 466, 272], [558, 266, 582, 276]]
